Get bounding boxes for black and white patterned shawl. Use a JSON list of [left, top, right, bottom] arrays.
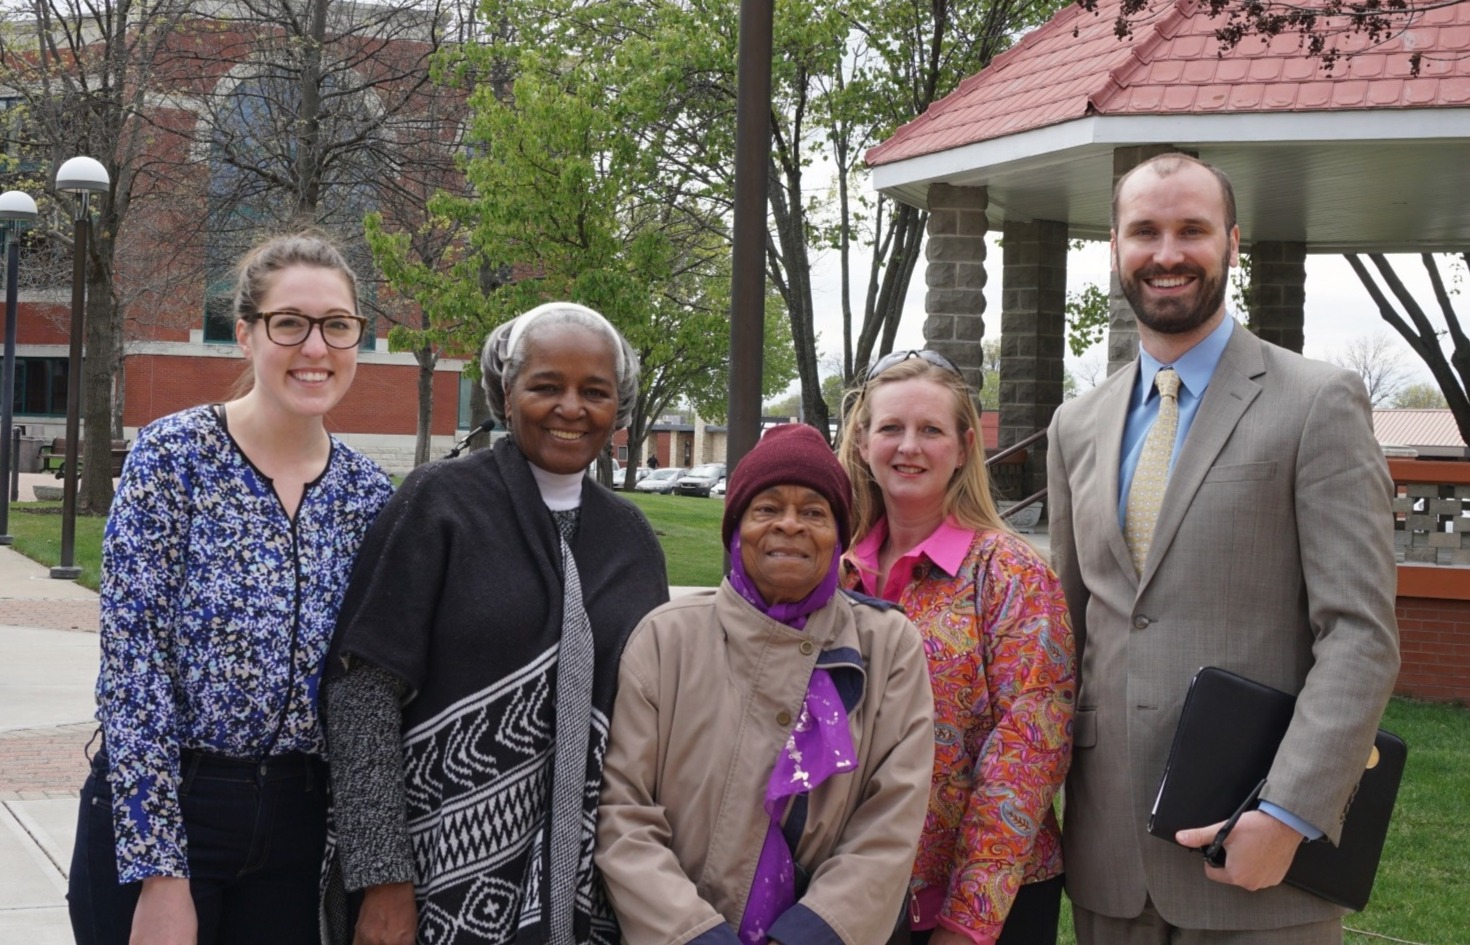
[[328, 438, 669, 945]]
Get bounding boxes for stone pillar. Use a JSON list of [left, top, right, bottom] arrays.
[[923, 184, 988, 389], [1107, 145, 1188, 376], [1000, 219, 1068, 499], [1248, 241, 1307, 353]]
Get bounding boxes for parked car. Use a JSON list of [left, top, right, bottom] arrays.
[[675, 462, 726, 498], [633, 467, 653, 483], [635, 467, 686, 494], [710, 476, 727, 497], [586, 457, 623, 483]]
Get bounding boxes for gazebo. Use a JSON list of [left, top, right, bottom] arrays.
[[866, 0, 1470, 498]]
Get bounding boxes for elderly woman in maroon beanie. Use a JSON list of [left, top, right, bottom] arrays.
[[596, 423, 935, 945]]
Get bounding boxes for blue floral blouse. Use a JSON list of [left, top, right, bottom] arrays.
[[95, 405, 393, 883]]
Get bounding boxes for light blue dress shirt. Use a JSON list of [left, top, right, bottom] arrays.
[[1115, 315, 1322, 841], [1116, 315, 1235, 527]]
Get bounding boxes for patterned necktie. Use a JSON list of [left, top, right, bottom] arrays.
[[549, 509, 594, 945], [1125, 368, 1181, 575]]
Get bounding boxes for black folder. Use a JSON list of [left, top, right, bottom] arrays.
[[1147, 666, 1406, 911]]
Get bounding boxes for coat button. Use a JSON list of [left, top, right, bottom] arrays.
[[776, 710, 793, 726], [1132, 614, 1151, 630], [799, 641, 815, 656]]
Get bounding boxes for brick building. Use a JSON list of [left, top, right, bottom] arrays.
[[3, 2, 471, 474]]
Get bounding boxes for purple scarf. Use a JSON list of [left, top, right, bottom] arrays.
[[729, 537, 856, 944]]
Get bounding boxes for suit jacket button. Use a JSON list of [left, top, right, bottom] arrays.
[[799, 641, 815, 656], [1132, 614, 1151, 630], [776, 710, 793, 726]]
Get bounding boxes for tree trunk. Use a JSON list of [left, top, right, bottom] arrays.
[[413, 343, 436, 466], [467, 381, 492, 453], [79, 247, 117, 514], [622, 411, 648, 492], [767, 159, 827, 440]]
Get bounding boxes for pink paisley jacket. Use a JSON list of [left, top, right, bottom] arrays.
[[843, 519, 1075, 945]]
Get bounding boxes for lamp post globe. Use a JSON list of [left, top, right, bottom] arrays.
[[51, 156, 110, 580], [0, 189, 35, 545], [0, 190, 37, 221], [55, 157, 110, 196]]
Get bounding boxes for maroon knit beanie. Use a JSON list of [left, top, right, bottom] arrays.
[[721, 423, 852, 550]]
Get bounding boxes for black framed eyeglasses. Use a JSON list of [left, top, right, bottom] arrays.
[[865, 349, 963, 382], [257, 311, 368, 349]]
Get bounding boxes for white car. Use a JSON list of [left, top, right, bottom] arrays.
[[635, 467, 685, 494]]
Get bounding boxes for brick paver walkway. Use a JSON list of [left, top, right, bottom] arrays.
[[0, 594, 98, 801], [0, 599, 98, 633], [0, 722, 95, 799]]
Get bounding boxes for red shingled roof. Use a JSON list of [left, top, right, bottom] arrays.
[[868, 0, 1470, 167]]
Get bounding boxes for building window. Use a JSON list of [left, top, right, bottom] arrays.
[[202, 66, 380, 348], [203, 285, 235, 344], [14, 357, 68, 416], [458, 373, 473, 430]]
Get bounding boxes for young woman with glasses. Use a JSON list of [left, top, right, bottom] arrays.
[[837, 351, 1076, 945], [68, 232, 394, 945]]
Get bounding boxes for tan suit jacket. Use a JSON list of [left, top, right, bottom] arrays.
[[1046, 325, 1400, 930]]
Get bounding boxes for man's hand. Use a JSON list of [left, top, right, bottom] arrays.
[[354, 882, 417, 945], [131, 876, 197, 945], [1176, 810, 1303, 891]]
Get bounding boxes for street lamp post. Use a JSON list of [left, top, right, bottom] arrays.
[[50, 157, 109, 580], [0, 190, 37, 546]]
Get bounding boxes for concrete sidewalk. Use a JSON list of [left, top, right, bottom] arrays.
[[0, 538, 100, 945]]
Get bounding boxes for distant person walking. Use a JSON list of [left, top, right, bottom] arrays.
[[68, 232, 393, 945]]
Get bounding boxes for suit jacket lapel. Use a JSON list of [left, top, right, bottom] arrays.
[[1094, 360, 1138, 582], [1137, 326, 1265, 593]]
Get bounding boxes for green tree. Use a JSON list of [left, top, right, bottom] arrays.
[[1391, 382, 1450, 410], [544, 0, 1068, 439], [369, 20, 796, 487]]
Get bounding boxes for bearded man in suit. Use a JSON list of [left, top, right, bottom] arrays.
[[1046, 153, 1399, 944]]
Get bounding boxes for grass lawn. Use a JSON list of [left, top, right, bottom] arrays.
[[4, 502, 106, 591], [1054, 695, 1469, 945], [622, 491, 727, 587]]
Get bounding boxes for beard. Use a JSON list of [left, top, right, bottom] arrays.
[[1119, 244, 1231, 335]]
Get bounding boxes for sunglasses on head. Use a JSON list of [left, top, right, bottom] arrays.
[[865, 349, 964, 382]]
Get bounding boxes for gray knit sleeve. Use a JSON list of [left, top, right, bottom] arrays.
[[324, 660, 415, 891]]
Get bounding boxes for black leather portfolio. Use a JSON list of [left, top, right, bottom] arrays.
[[1147, 666, 1406, 911]]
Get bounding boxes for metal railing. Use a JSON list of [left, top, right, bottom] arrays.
[[987, 427, 1046, 521]]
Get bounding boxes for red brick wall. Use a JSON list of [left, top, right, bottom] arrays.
[[123, 353, 460, 436], [1394, 595, 1470, 704]]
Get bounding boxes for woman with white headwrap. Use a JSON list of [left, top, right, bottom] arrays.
[[323, 303, 669, 945]]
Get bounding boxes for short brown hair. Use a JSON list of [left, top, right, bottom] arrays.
[[1111, 153, 1237, 233]]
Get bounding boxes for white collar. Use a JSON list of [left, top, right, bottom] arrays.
[[528, 462, 584, 511]]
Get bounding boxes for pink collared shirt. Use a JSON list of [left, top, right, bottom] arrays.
[[847, 516, 975, 602]]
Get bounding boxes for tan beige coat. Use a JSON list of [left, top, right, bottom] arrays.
[[596, 581, 935, 945]]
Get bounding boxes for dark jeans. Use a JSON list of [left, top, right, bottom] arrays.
[[908, 875, 1065, 945], [68, 747, 329, 945]]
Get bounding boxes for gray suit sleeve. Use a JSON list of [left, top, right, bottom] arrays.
[[1047, 408, 1088, 656], [1267, 368, 1400, 842], [324, 660, 416, 890]]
